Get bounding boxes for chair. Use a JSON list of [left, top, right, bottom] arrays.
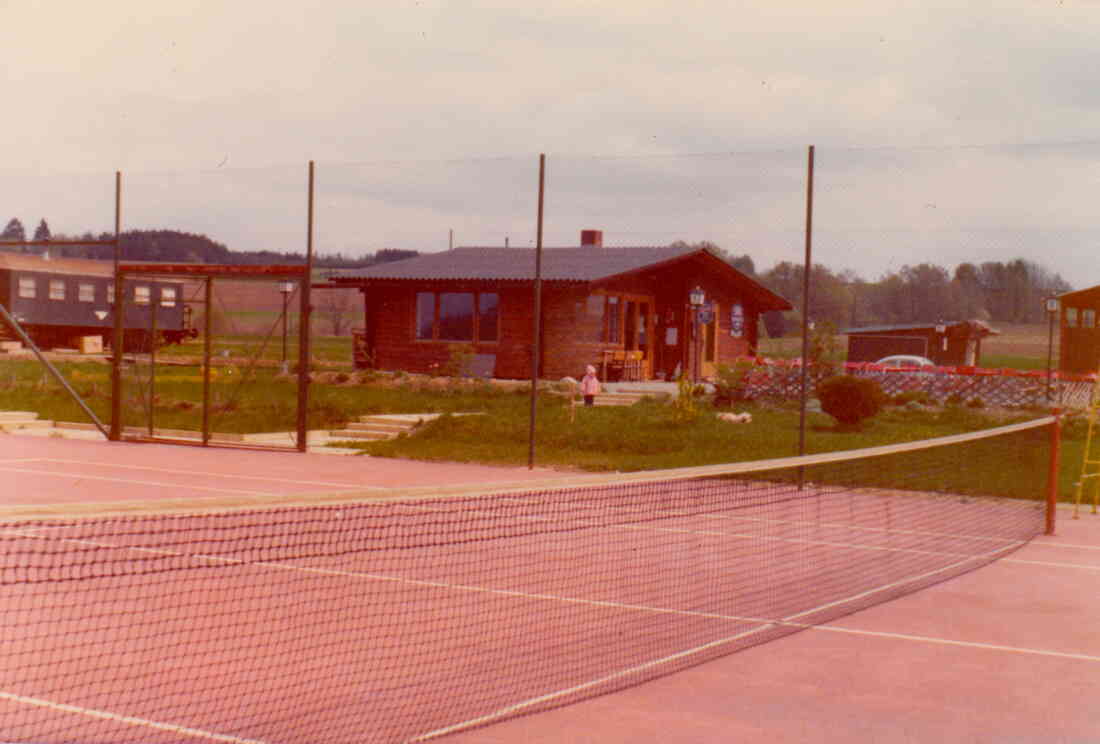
[[620, 350, 644, 381], [606, 350, 627, 381]]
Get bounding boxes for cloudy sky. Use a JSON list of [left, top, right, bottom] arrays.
[[4, 0, 1100, 287]]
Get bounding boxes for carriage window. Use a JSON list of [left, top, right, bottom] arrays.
[[1084, 309, 1096, 328], [78, 283, 95, 302], [17, 277, 36, 299], [160, 287, 177, 307], [107, 284, 115, 304], [1066, 307, 1079, 328], [49, 280, 65, 300], [134, 286, 151, 305]]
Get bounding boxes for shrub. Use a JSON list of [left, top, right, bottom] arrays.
[[816, 375, 886, 427], [893, 390, 932, 406], [442, 343, 476, 378], [672, 374, 700, 423], [945, 392, 966, 407], [713, 359, 753, 408]]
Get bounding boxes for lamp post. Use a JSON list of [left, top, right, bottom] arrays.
[[1045, 296, 1060, 403], [279, 281, 295, 367], [689, 285, 705, 383]]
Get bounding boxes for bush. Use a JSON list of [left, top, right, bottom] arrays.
[[713, 359, 753, 408], [816, 375, 886, 427], [893, 390, 933, 406]]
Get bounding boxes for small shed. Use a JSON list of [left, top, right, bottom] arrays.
[[842, 320, 999, 366], [326, 230, 792, 381], [1056, 285, 1100, 374]]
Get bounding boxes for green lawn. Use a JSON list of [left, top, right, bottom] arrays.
[[0, 354, 1075, 502]]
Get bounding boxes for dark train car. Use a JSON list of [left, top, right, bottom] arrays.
[[0, 253, 194, 351]]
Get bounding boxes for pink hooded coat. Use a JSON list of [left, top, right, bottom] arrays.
[[580, 365, 600, 396]]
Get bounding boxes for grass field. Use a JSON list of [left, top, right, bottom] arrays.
[[0, 322, 1083, 499]]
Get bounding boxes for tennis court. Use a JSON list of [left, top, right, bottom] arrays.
[[2, 420, 1097, 743]]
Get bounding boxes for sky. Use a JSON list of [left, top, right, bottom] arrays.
[[4, 0, 1100, 287]]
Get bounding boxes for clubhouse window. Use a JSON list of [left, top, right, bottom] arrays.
[[416, 291, 499, 343]]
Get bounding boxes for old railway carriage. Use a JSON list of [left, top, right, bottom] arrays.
[[0, 253, 193, 351]]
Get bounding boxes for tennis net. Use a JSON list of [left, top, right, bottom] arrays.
[[0, 417, 1057, 743]]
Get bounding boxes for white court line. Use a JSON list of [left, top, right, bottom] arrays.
[[36, 458, 385, 490], [811, 625, 1100, 663], [0, 466, 284, 498], [0, 691, 270, 744], [1004, 558, 1100, 571], [405, 622, 783, 743], [1030, 540, 1100, 551], [0, 519, 1052, 742], [408, 540, 1084, 742]]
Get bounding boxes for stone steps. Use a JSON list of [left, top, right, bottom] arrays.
[[328, 414, 433, 442], [591, 391, 660, 407], [0, 411, 56, 432]]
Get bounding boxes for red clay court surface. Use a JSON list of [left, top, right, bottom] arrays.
[[1, 434, 1099, 743]]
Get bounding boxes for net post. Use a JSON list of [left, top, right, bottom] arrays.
[[1046, 410, 1062, 535]]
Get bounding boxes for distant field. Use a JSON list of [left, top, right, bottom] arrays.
[[758, 322, 1056, 370]]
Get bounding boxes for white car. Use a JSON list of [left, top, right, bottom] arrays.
[[874, 355, 936, 368]]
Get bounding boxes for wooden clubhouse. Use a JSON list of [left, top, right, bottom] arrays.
[[325, 230, 792, 381]]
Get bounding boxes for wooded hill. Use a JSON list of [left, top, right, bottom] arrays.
[[0, 220, 417, 270], [1, 219, 1077, 329]]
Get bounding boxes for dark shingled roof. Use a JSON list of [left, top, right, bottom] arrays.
[[333, 245, 698, 282], [329, 244, 793, 312], [842, 320, 999, 336]]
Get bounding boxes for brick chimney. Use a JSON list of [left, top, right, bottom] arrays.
[[580, 229, 603, 247]]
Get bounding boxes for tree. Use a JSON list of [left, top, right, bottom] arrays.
[[314, 286, 357, 336], [1, 218, 25, 244], [727, 254, 756, 276], [373, 249, 419, 265], [952, 263, 986, 319], [32, 219, 51, 242], [898, 263, 953, 321], [759, 261, 853, 328]]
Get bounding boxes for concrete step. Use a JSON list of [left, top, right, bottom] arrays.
[[0, 411, 40, 422], [345, 421, 415, 434], [0, 419, 54, 432], [591, 393, 652, 406], [327, 429, 395, 441], [331, 415, 425, 441]]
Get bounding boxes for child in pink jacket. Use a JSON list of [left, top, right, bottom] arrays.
[[580, 365, 600, 406]]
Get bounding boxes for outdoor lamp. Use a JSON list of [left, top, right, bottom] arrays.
[[689, 286, 705, 307], [1045, 297, 1060, 314], [278, 281, 295, 297]]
